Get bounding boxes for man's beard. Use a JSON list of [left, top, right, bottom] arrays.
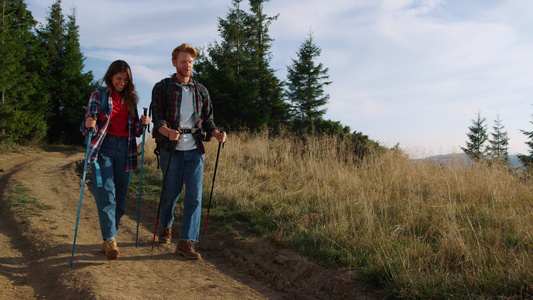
[[178, 69, 191, 78]]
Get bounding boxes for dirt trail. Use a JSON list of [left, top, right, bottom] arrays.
[[0, 149, 380, 300]]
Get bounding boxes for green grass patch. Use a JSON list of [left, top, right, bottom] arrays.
[[128, 170, 162, 197], [7, 185, 52, 220]]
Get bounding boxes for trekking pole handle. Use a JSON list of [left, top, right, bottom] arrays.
[[89, 112, 97, 132], [142, 108, 148, 129], [220, 129, 225, 148]]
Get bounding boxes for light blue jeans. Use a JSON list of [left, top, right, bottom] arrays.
[[91, 135, 129, 241], [159, 148, 204, 242]]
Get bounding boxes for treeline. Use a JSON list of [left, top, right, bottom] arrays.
[[1, 0, 95, 145], [1, 0, 379, 157]]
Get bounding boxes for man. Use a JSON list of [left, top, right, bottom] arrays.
[[151, 43, 227, 260]]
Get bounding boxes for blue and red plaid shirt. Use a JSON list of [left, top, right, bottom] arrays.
[[151, 74, 218, 153], [79, 87, 143, 172]]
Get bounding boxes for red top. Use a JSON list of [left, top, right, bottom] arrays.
[[107, 93, 129, 137]]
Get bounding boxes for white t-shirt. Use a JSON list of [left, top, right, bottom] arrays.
[[176, 85, 197, 151]]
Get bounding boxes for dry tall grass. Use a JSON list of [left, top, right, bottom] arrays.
[[140, 130, 533, 298]]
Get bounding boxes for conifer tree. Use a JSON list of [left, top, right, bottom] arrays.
[[38, 1, 94, 144], [0, 0, 47, 144], [194, 0, 288, 131], [518, 113, 533, 170], [487, 113, 509, 164], [247, 0, 288, 129], [37, 0, 65, 143], [57, 10, 95, 144], [460, 111, 488, 162], [286, 30, 331, 120]]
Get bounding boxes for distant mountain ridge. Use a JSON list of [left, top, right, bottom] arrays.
[[418, 153, 523, 168]]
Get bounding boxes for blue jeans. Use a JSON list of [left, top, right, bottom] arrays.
[[91, 135, 129, 240], [159, 148, 204, 242]]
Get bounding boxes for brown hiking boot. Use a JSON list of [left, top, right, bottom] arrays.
[[159, 227, 172, 244], [103, 240, 119, 260], [176, 240, 201, 260]]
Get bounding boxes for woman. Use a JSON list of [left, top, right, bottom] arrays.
[[80, 60, 150, 260]]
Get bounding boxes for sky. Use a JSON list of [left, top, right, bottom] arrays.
[[26, 0, 533, 158]]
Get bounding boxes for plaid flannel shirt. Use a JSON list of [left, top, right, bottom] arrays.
[[151, 74, 218, 154], [79, 87, 143, 172]]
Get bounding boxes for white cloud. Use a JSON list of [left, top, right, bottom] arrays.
[[131, 64, 169, 87]]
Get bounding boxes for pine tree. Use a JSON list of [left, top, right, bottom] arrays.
[[487, 113, 509, 164], [247, 0, 288, 129], [518, 113, 533, 170], [194, 0, 289, 131], [37, 1, 94, 144], [460, 111, 488, 162], [0, 0, 47, 144], [209, 0, 264, 130], [58, 10, 95, 144], [286, 30, 332, 120], [37, 0, 65, 143]]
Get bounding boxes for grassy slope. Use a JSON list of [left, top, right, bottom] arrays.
[[131, 130, 533, 299]]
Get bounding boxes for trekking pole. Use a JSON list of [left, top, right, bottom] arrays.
[[151, 141, 176, 251], [135, 108, 148, 248], [70, 112, 96, 268], [204, 132, 224, 235]]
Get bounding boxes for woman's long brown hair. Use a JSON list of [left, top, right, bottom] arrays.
[[103, 60, 138, 115]]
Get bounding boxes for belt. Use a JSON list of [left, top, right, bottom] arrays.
[[179, 128, 200, 134]]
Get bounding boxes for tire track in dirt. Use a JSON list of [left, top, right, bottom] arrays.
[[0, 207, 37, 299], [0, 153, 41, 299], [0, 151, 99, 299]]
